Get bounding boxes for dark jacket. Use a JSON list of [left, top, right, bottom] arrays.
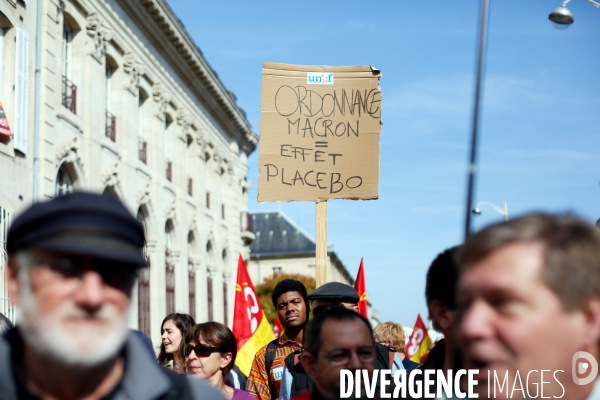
[[0, 328, 224, 400]]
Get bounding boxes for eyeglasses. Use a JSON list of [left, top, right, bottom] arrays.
[[318, 345, 375, 366], [17, 253, 138, 288], [183, 343, 225, 358]]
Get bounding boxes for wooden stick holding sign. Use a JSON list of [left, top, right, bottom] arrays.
[[315, 201, 327, 287], [257, 63, 382, 288]]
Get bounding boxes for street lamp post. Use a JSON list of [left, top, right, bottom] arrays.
[[549, 0, 600, 28], [472, 200, 509, 222]]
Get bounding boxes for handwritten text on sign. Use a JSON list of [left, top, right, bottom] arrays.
[[258, 63, 382, 202]]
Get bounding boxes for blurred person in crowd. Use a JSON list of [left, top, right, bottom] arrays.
[[373, 321, 419, 373], [0, 312, 13, 336], [412, 245, 461, 397], [280, 282, 389, 400], [157, 312, 195, 372], [458, 213, 600, 400], [226, 364, 248, 390], [0, 192, 223, 399], [185, 321, 253, 400], [246, 279, 309, 400], [293, 307, 376, 400]]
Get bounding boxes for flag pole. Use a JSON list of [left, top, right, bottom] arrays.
[[464, 0, 491, 240], [316, 201, 327, 287]]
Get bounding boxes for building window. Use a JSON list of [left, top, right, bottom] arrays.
[[206, 192, 210, 209], [136, 207, 150, 337], [273, 266, 282, 276], [189, 268, 196, 320], [188, 232, 196, 320], [207, 275, 213, 321], [165, 220, 175, 314], [223, 278, 228, 325], [166, 160, 172, 182], [61, 18, 76, 114], [138, 89, 147, 162], [221, 204, 225, 219], [105, 59, 116, 141], [0, 206, 14, 323], [206, 241, 213, 320], [55, 164, 74, 196], [139, 137, 147, 164]]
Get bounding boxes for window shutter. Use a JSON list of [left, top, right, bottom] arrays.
[[14, 28, 29, 154]]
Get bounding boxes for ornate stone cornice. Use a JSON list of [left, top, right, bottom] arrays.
[[56, 136, 84, 171], [165, 198, 177, 221], [152, 83, 171, 118], [101, 162, 120, 188], [176, 109, 193, 140], [123, 51, 145, 94], [115, 0, 258, 154], [137, 182, 152, 207], [86, 13, 113, 61]]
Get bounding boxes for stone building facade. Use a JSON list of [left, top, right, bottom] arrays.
[[0, 0, 257, 348]]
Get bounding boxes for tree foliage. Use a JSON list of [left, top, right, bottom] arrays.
[[255, 273, 316, 324]]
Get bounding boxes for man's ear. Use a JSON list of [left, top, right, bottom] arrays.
[[300, 352, 319, 381], [581, 297, 600, 349], [430, 300, 452, 331], [6, 254, 22, 305]]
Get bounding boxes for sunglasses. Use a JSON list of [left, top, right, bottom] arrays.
[[319, 345, 376, 366], [183, 343, 225, 358]]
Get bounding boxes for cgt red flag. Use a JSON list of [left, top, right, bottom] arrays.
[[405, 314, 433, 363], [354, 258, 368, 319], [273, 315, 283, 339], [233, 255, 274, 376]]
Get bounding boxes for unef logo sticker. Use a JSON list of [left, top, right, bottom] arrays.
[[307, 72, 334, 84], [572, 351, 599, 385]]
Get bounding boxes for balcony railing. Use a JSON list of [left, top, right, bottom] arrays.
[[188, 177, 193, 196], [62, 76, 77, 114], [139, 138, 147, 164], [166, 160, 172, 182], [105, 111, 116, 142]]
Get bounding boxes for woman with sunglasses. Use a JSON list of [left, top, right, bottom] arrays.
[[157, 313, 195, 373], [184, 322, 253, 400]]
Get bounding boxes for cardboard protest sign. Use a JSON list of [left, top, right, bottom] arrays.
[[258, 63, 382, 203]]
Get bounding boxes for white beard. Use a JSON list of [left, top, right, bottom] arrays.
[[17, 268, 130, 367]]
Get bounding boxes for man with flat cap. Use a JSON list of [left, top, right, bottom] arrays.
[[279, 282, 390, 400], [0, 192, 223, 400]]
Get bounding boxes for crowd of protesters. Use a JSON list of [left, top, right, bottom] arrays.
[[1, 192, 600, 400]]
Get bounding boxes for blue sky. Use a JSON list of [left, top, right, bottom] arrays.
[[166, 0, 600, 326]]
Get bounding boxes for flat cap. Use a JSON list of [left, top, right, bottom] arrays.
[[7, 192, 147, 267], [308, 282, 359, 303]]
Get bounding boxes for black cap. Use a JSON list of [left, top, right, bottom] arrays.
[[7, 192, 147, 267], [308, 282, 359, 303]]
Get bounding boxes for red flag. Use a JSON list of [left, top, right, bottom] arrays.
[[273, 315, 283, 339], [405, 314, 433, 363], [233, 255, 274, 376], [354, 258, 368, 319], [0, 102, 12, 137]]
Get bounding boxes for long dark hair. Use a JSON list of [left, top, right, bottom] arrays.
[[184, 322, 237, 377], [157, 313, 195, 364]]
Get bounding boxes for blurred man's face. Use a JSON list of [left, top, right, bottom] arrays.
[[458, 241, 592, 399], [303, 319, 375, 400], [8, 249, 136, 366], [276, 291, 308, 331]]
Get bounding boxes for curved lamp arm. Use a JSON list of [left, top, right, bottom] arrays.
[[588, 0, 600, 8], [474, 200, 509, 221]]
